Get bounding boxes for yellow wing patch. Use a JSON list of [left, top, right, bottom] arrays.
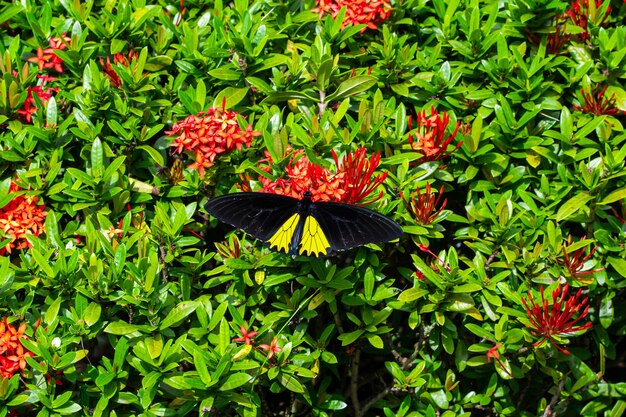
[[268, 214, 300, 253], [299, 216, 331, 257]]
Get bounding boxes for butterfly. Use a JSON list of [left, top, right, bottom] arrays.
[[205, 191, 403, 257]]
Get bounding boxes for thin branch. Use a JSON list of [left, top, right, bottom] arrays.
[[357, 321, 437, 416], [542, 373, 568, 417], [359, 386, 394, 417], [351, 349, 361, 416]]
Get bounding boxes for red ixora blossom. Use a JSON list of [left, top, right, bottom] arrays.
[[312, 0, 391, 32], [0, 317, 35, 379], [17, 76, 59, 123], [565, 0, 611, 42], [573, 85, 623, 116], [245, 147, 388, 204], [233, 325, 258, 345], [259, 338, 282, 360], [527, 15, 570, 55], [521, 283, 593, 354], [0, 182, 47, 256], [99, 50, 140, 88], [556, 235, 603, 284], [215, 234, 242, 259], [167, 99, 261, 176], [401, 183, 447, 225], [27, 34, 70, 73], [408, 108, 462, 164]]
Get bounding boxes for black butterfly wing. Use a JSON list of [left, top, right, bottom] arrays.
[[205, 192, 300, 241], [310, 202, 403, 253]]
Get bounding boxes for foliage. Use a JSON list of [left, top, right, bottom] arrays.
[[1, 0, 626, 416]]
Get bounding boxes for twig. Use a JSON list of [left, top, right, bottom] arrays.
[[542, 373, 568, 417], [357, 321, 437, 416], [485, 249, 500, 268], [359, 386, 394, 416], [351, 349, 361, 416], [158, 235, 169, 283]]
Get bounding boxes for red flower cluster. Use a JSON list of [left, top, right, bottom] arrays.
[[565, 0, 611, 42], [167, 101, 260, 176], [100, 51, 140, 88], [402, 183, 447, 225], [17, 76, 59, 123], [312, 0, 392, 32], [27, 34, 70, 73], [573, 85, 623, 116], [0, 182, 47, 256], [556, 235, 603, 284], [522, 283, 593, 354], [0, 318, 34, 379], [215, 235, 242, 260], [247, 147, 387, 204], [408, 108, 462, 164], [527, 15, 571, 55], [232, 326, 283, 360]]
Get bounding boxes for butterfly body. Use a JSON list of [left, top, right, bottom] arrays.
[[205, 192, 402, 257]]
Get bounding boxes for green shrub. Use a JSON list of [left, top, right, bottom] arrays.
[[1, 0, 625, 416]]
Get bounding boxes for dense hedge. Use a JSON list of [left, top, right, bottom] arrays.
[[1, 0, 625, 416]]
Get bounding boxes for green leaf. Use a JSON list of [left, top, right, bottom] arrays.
[[31, 248, 55, 278], [444, 293, 475, 312], [46, 96, 57, 126], [599, 187, 626, 205], [214, 87, 249, 109], [91, 137, 104, 179], [326, 75, 376, 102], [104, 321, 142, 335], [145, 334, 163, 360], [338, 329, 364, 346], [555, 193, 593, 222], [398, 288, 429, 302], [279, 373, 305, 393], [136, 145, 164, 166], [44, 211, 62, 249], [218, 318, 230, 355], [194, 349, 213, 386], [84, 303, 101, 327], [218, 372, 252, 391], [608, 257, 626, 278], [45, 297, 62, 325], [465, 323, 494, 340], [159, 301, 197, 329], [366, 334, 384, 349]]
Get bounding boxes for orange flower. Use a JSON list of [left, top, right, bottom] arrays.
[[27, 34, 69, 73], [167, 100, 260, 176], [233, 326, 258, 345], [259, 338, 282, 360], [99, 51, 141, 88], [408, 108, 462, 164], [17, 75, 59, 123], [333, 147, 387, 205], [251, 147, 387, 204], [402, 183, 447, 225], [0, 182, 47, 256], [0, 318, 34, 379], [312, 0, 392, 32]]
